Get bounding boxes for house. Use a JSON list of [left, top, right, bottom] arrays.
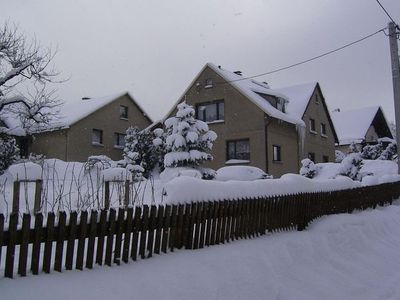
[[26, 92, 152, 161], [331, 106, 393, 153], [165, 63, 338, 177]]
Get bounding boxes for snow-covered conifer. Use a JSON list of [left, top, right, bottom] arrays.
[[163, 101, 217, 168], [0, 133, 19, 174], [299, 158, 318, 178], [348, 142, 360, 153], [123, 126, 164, 178]]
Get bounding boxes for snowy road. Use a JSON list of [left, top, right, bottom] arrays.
[[2, 203, 400, 300]]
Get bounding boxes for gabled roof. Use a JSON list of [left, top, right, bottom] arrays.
[[0, 92, 152, 136], [165, 63, 305, 126], [274, 82, 318, 119], [331, 106, 392, 145]]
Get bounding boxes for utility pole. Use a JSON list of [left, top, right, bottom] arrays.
[[388, 22, 400, 173]]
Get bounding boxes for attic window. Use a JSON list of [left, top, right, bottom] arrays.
[[205, 78, 213, 88], [120, 105, 128, 119], [309, 118, 316, 133], [196, 100, 224, 122], [315, 94, 320, 105], [321, 123, 327, 137], [277, 98, 285, 113], [92, 129, 103, 145]]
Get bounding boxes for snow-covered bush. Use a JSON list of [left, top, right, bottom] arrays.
[[200, 167, 217, 180], [361, 142, 383, 160], [299, 158, 318, 179], [160, 167, 203, 182], [215, 166, 272, 181], [337, 153, 363, 181], [335, 150, 345, 163], [0, 133, 19, 174], [164, 101, 217, 168], [123, 126, 164, 178], [378, 141, 397, 160]]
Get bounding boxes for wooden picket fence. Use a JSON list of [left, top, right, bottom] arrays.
[[0, 181, 399, 279]]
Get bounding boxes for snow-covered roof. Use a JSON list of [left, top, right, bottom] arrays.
[[331, 106, 384, 145], [206, 63, 305, 126], [274, 82, 318, 119]]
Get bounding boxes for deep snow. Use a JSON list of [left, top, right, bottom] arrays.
[[1, 202, 400, 300]]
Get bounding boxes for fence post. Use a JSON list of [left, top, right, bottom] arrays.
[[12, 181, 20, 214], [104, 181, 110, 209], [34, 180, 42, 213]]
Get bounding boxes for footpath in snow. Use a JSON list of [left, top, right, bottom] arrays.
[[1, 202, 400, 300]]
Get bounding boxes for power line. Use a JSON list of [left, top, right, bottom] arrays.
[[219, 27, 387, 84], [375, 0, 399, 30]]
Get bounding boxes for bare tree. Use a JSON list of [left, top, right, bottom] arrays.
[[0, 22, 61, 133]]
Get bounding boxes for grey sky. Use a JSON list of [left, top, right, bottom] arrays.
[[3, 0, 400, 122]]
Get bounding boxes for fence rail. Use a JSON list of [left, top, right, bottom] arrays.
[[0, 181, 399, 279]]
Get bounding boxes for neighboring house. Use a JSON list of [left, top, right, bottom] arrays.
[[165, 63, 338, 177], [332, 106, 393, 153], [27, 92, 152, 161]]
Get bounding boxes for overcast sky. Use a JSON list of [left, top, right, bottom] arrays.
[[3, 0, 400, 122]]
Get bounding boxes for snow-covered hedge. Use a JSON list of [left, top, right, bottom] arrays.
[[215, 166, 272, 181]]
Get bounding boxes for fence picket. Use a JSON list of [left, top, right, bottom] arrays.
[[43, 212, 55, 273], [18, 213, 30, 277], [76, 211, 88, 270], [66, 211, 77, 270], [169, 204, 178, 252], [161, 205, 171, 254], [5, 213, 18, 278], [114, 208, 125, 265], [131, 206, 142, 261], [31, 213, 43, 275], [105, 208, 116, 266], [199, 202, 207, 249], [154, 205, 164, 255], [122, 207, 133, 263], [147, 205, 157, 257], [96, 210, 107, 265], [86, 210, 97, 269], [0, 214, 3, 270], [139, 205, 149, 259]]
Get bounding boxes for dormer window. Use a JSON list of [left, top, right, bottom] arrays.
[[119, 105, 128, 119], [276, 98, 286, 113], [205, 78, 213, 88]]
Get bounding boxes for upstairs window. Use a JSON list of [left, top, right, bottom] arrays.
[[92, 129, 103, 145], [309, 118, 316, 133], [273, 145, 281, 162], [321, 123, 327, 136], [196, 101, 224, 122], [120, 105, 128, 119], [114, 133, 126, 148], [227, 139, 250, 160], [205, 78, 213, 88]]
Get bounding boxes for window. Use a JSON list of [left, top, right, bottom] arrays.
[[196, 101, 224, 122], [309, 118, 316, 133], [322, 155, 329, 163], [272, 145, 281, 162], [119, 105, 128, 119], [321, 123, 327, 136], [227, 139, 250, 160], [205, 78, 213, 88], [92, 129, 103, 145], [308, 152, 315, 162], [114, 133, 126, 148]]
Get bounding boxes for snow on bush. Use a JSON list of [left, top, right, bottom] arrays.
[[378, 141, 397, 160], [85, 155, 115, 170], [8, 162, 42, 181], [0, 133, 19, 174], [215, 166, 272, 181], [160, 167, 202, 182], [337, 153, 363, 181], [361, 142, 383, 160], [299, 158, 318, 178], [348, 141, 360, 153], [164, 101, 217, 168], [335, 150, 345, 163]]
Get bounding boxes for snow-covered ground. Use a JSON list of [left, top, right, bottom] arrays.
[[1, 202, 400, 299]]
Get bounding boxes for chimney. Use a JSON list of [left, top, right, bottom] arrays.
[[233, 71, 242, 76], [82, 97, 91, 100]]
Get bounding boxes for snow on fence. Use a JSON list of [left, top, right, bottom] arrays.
[[0, 181, 399, 279]]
